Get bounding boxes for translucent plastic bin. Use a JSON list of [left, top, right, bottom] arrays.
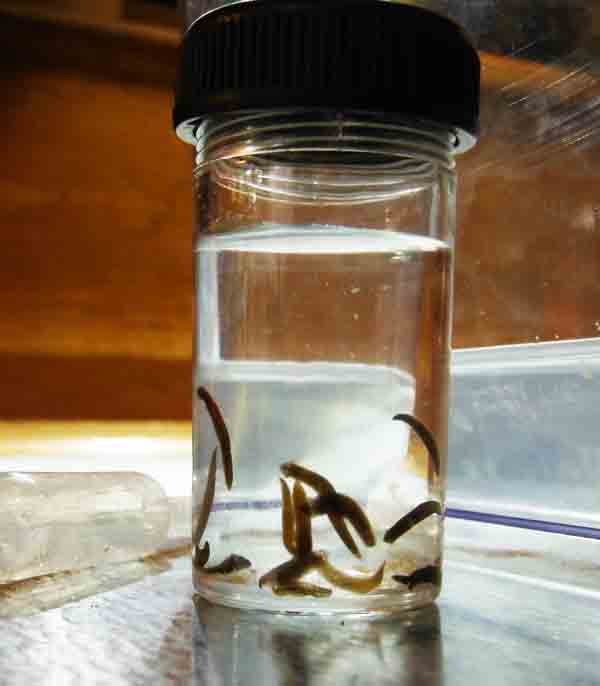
[[448, 338, 600, 534]]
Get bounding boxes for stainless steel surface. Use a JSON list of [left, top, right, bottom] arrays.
[[1, 520, 598, 685]]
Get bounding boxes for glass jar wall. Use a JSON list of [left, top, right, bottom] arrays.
[[191, 110, 457, 614]]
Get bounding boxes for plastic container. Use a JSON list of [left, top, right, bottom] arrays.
[[448, 339, 600, 535], [0, 472, 170, 584], [174, 0, 479, 614]]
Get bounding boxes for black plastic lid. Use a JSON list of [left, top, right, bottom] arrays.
[[173, 0, 480, 151]]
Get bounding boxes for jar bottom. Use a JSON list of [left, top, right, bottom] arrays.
[[193, 568, 440, 616]]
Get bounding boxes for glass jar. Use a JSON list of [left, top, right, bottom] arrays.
[[174, 0, 479, 615]]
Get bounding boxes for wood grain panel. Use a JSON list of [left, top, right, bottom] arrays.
[[0, 355, 191, 420], [0, 13, 193, 418], [1, 12, 600, 420]]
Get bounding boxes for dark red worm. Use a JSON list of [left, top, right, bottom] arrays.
[[392, 565, 441, 589], [197, 386, 233, 490], [393, 413, 440, 477], [192, 541, 210, 568], [384, 500, 443, 544], [308, 493, 376, 548], [281, 462, 364, 559], [203, 554, 252, 575]]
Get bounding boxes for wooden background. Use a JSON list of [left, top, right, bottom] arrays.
[[1, 10, 600, 420]]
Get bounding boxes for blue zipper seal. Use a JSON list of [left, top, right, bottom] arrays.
[[446, 507, 600, 541]]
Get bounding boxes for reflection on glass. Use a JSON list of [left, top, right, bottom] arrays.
[[193, 596, 442, 686]]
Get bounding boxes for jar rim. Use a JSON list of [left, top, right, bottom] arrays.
[[193, 109, 460, 173]]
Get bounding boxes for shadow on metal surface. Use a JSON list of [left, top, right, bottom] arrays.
[[193, 596, 442, 686]]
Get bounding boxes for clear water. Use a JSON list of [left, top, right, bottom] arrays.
[[192, 226, 450, 613]]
